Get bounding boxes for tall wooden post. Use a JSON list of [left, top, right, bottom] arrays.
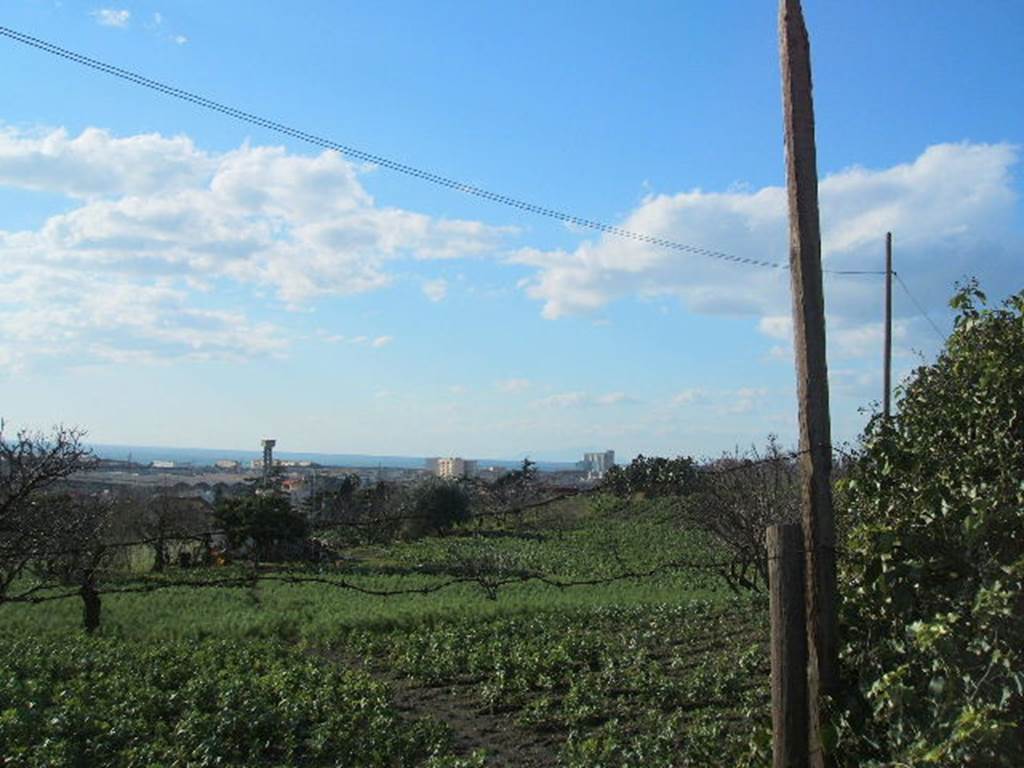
[[883, 233, 893, 419], [768, 524, 809, 768], [779, 1, 838, 765]]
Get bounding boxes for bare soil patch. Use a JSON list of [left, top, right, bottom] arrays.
[[320, 649, 562, 767]]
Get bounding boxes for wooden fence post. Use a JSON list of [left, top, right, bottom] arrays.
[[768, 523, 809, 768]]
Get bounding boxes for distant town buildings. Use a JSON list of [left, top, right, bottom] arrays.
[[581, 450, 615, 480], [428, 457, 478, 479], [281, 477, 311, 504], [214, 459, 241, 470], [251, 440, 319, 472], [250, 458, 317, 470], [149, 459, 194, 470]]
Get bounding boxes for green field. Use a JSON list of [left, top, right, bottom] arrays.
[[1, 497, 770, 767]]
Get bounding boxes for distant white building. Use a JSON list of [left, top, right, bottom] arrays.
[[435, 457, 477, 479], [214, 459, 241, 470], [250, 458, 314, 470], [151, 460, 177, 469], [581, 450, 615, 479]]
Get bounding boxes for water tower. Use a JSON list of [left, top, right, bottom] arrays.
[[261, 439, 276, 481]]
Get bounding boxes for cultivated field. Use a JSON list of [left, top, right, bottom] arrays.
[[1, 497, 769, 767]]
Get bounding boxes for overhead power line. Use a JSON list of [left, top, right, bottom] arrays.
[[895, 272, 947, 341], [0, 25, 883, 276]]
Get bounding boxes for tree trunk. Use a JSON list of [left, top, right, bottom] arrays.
[[152, 541, 166, 572], [80, 580, 101, 633]]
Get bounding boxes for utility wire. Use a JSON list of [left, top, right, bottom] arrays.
[[0, 25, 882, 277], [825, 269, 887, 276], [895, 272, 946, 342]]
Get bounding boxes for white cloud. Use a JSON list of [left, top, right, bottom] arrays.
[[371, 335, 393, 348], [0, 269, 286, 371], [92, 8, 130, 27], [758, 315, 792, 340], [593, 392, 635, 406], [173, 34, 188, 45], [497, 378, 531, 393], [512, 142, 1021, 363], [830, 317, 909, 358], [536, 392, 588, 408], [0, 128, 213, 198], [831, 368, 882, 399], [315, 329, 345, 343], [0, 129, 508, 302], [671, 388, 707, 406], [534, 391, 635, 408], [0, 126, 507, 369], [422, 278, 448, 302], [668, 386, 769, 415]]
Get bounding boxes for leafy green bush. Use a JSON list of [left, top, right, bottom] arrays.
[[214, 493, 308, 560], [835, 281, 1024, 766], [402, 479, 471, 539], [603, 455, 699, 498]]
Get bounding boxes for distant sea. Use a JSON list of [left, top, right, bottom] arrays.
[[89, 444, 579, 472]]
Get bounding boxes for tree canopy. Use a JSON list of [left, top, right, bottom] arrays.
[[214, 493, 307, 561]]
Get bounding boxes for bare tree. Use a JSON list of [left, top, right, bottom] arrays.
[[304, 474, 362, 530], [31, 492, 125, 632], [0, 421, 89, 602], [469, 459, 544, 526], [686, 436, 800, 591], [121, 490, 215, 572]]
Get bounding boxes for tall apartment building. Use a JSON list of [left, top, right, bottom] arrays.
[[434, 457, 478, 479], [582, 450, 615, 479]]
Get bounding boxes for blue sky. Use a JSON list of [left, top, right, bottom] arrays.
[[1, 1, 1021, 461]]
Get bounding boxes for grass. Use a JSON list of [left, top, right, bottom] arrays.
[[1, 495, 771, 767]]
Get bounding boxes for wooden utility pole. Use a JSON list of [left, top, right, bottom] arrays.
[[768, 524, 809, 768], [883, 233, 893, 419], [779, 1, 838, 765]]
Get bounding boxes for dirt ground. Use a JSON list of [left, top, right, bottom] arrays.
[[325, 650, 562, 767], [389, 675, 561, 767]]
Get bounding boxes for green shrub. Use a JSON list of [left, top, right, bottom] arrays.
[[403, 479, 471, 539], [214, 493, 307, 560], [603, 455, 699, 499], [835, 281, 1024, 766]]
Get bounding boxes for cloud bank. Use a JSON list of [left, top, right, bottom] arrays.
[[513, 142, 1020, 361], [0, 127, 508, 369], [1, 129, 1017, 385]]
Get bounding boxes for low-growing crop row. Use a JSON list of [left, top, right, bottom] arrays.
[[342, 599, 770, 766], [0, 636, 474, 768]]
